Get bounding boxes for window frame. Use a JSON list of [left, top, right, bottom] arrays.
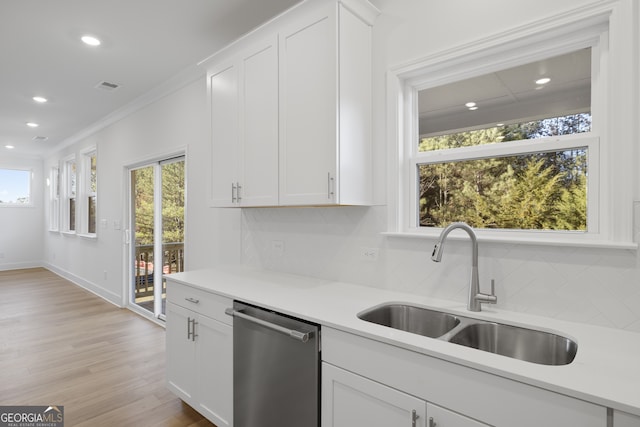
[[48, 165, 60, 231], [61, 155, 77, 234], [0, 167, 33, 207], [386, 2, 637, 248], [78, 147, 98, 238]]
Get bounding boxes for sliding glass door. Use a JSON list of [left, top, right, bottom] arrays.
[[129, 156, 185, 320]]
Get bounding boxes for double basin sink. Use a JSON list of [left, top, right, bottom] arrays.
[[358, 303, 577, 366]]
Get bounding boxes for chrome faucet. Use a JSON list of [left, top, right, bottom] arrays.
[[431, 222, 497, 312]]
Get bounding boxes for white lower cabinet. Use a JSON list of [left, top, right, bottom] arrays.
[[426, 403, 490, 427], [166, 281, 233, 427], [322, 327, 607, 427], [614, 410, 640, 427], [322, 363, 488, 427], [322, 363, 426, 427]]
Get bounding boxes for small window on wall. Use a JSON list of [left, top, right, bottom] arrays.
[[81, 150, 97, 236], [63, 157, 77, 233], [0, 168, 32, 206], [49, 166, 60, 230]]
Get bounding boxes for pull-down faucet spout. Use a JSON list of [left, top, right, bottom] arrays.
[[432, 222, 497, 312]]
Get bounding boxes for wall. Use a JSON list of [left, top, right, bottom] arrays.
[[0, 154, 43, 270], [43, 78, 241, 306], [241, 0, 640, 332]]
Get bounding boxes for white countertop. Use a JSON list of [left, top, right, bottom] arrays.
[[166, 265, 640, 416]]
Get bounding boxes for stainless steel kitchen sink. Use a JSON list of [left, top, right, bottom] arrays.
[[357, 303, 460, 338], [449, 322, 577, 366], [357, 303, 578, 365]]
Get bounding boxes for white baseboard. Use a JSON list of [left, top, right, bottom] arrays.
[[42, 262, 123, 308]]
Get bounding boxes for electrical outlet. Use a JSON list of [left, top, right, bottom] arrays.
[[360, 247, 379, 261], [103, 270, 108, 280]]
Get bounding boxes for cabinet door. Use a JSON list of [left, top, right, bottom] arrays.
[[279, 8, 338, 205], [210, 62, 239, 207], [427, 403, 490, 427], [614, 410, 640, 427], [322, 363, 427, 427], [239, 38, 279, 206], [166, 302, 197, 403], [196, 314, 233, 427]]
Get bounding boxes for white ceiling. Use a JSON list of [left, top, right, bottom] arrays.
[[1, 0, 302, 157]]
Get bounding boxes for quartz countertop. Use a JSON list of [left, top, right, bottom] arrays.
[[166, 266, 640, 416]]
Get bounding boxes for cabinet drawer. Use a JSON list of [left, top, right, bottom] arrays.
[[166, 280, 233, 325]]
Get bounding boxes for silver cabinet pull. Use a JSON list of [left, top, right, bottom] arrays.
[[191, 319, 198, 341], [236, 183, 242, 201], [411, 410, 419, 427], [185, 297, 200, 304], [231, 182, 237, 203], [225, 308, 312, 343], [187, 317, 198, 341], [429, 416, 436, 427], [327, 172, 335, 199]]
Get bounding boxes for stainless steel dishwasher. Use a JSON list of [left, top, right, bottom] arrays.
[[225, 301, 320, 427]]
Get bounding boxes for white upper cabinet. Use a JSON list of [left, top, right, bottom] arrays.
[[207, 0, 378, 207], [209, 37, 279, 207], [279, 0, 376, 205]]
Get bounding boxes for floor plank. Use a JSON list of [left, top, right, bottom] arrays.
[[0, 268, 216, 427]]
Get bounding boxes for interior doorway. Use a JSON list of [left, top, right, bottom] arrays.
[[129, 156, 185, 321]]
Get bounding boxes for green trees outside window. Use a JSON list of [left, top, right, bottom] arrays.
[[418, 114, 589, 230]]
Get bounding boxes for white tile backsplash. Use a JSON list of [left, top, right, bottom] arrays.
[[241, 205, 640, 332]]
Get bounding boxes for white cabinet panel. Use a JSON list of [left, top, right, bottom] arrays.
[[210, 64, 239, 207], [196, 314, 233, 427], [323, 363, 427, 427], [166, 280, 233, 427], [166, 302, 197, 402], [427, 403, 490, 427], [279, 12, 337, 205], [239, 40, 279, 206], [210, 38, 279, 207], [614, 410, 640, 427]]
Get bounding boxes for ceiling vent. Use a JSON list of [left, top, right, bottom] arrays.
[[32, 136, 48, 141], [95, 81, 121, 91]]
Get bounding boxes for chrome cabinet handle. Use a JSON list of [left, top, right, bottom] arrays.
[[327, 172, 334, 199], [185, 297, 200, 304], [412, 410, 419, 427], [236, 183, 242, 201], [191, 319, 198, 341], [187, 317, 198, 341], [429, 416, 436, 427]]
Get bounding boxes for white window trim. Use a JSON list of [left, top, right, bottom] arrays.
[[61, 154, 77, 235], [77, 146, 98, 239], [0, 167, 34, 208], [48, 165, 60, 231], [385, 0, 637, 249]]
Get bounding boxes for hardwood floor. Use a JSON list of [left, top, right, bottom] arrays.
[[0, 268, 216, 427]]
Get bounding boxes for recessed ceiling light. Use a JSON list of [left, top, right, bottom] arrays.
[[468, 106, 478, 111], [5, 145, 15, 149], [26, 122, 39, 128], [465, 102, 476, 108], [81, 35, 101, 46], [536, 77, 551, 85], [33, 96, 48, 103]]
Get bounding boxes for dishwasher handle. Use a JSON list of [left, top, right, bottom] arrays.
[[225, 308, 313, 343]]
